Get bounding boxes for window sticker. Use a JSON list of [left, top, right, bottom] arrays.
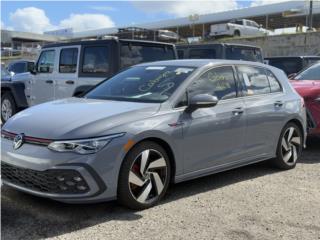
[[146, 66, 166, 70], [175, 68, 194, 75]]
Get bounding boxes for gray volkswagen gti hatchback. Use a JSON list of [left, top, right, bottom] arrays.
[[1, 59, 307, 209]]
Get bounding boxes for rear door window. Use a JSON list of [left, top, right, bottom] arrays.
[[120, 44, 175, 69], [59, 48, 78, 73], [237, 65, 271, 96], [266, 70, 282, 92], [82, 46, 109, 74]]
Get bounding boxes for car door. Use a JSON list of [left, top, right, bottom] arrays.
[[236, 65, 285, 158], [54, 46, 80, 100], [30, 49, 56, 105], [180, 66, 247, 173]]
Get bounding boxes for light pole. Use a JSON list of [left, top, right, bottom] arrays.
[[189, 14, 199, 38], [308, 0, 313, 30]]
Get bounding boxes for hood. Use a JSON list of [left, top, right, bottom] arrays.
[[3, 97, 160, 139], [290, 80, 320, 98]]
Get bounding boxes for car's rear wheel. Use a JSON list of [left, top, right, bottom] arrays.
[[1, 92, 17, 123], [273, 122, 303, 169], [118, 141, 171, 210]]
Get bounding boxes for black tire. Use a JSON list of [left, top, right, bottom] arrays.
[[118, 141, 171, 210], [1, 91, 17, 123], [272, 122, 303, 170], [234, 30, 240, 37]]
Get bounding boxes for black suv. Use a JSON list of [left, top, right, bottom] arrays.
[[176, 43, 263, 63]]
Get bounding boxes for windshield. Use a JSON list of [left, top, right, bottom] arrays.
[[86, 65, 196, 103], [295, 63, 320, 80]]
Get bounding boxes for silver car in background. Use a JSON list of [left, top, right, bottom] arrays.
[[1, 60, 307, 209]]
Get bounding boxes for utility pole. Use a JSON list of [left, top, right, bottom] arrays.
[[308, 0, 313, 30]]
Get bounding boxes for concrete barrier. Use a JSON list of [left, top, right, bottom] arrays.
[[213, 32, 320, 57]]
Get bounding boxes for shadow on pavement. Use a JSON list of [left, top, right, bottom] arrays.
[[1, 137, 319, 240]]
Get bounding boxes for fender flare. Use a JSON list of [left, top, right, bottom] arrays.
[[1, 81, 29, 108]]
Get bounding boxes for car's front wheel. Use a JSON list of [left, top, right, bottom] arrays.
[[118, 141, 171, 210], [273, 122, 303, 169], [1, 92, 17, 123]]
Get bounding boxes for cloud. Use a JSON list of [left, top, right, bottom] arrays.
[[7, 7, 115, 33], [89, 6, 116, 11], [59, 13, 115, 32], [9, 7, 54, 33], [133, 0, 238, 18], [250, 0, 294, 7]]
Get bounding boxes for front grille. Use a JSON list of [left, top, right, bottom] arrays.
[[1, 130, 52, 146], [1, 162, 90, 194]]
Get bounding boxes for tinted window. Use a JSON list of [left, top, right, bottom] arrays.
[[27, 62, 34, 72], [82, 46, 109, 73], [267, 58, 302, 75], [9, 62, 26, 73], [226, 47, 262, 62], [177, 50, 184, 59], [237, 66, 270, 96], [189, 49, 216, 59], [188, 66, 237, 100], [59, 48, 78, 73], [235, 20, 243, 25], [38, 50, 55, 73], [266, 70, 282, 92], [296, 63, 320, 80], [86, 65, 195, 103], [120, 44, 175, 69]]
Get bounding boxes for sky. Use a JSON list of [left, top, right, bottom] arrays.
[[1, 0, 293, 33]]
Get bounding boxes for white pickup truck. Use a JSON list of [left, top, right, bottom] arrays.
[[209, 19, 268, 38]]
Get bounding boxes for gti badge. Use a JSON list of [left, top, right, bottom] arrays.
[[13, 133, 25, 150]]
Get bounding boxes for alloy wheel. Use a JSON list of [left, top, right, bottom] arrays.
[[281, 127, 301, 165], [1, 99, 13, 122], [128, 149, 168, 204]]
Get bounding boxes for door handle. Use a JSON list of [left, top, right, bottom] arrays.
[[65, 80, 75, 85], [232, 107, 244, 116], [274, 101, 283, 107], [45, 80, 53, 84]]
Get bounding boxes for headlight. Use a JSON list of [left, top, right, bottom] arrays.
[[48, 133, 125, 154], [315, 96, 320, 102]]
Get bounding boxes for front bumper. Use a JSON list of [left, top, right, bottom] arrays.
[[0, 134, 126, 203]]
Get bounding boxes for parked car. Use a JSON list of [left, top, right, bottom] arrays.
[[0, 38, 177, 123], [116, 27, 179, 42], [290, 62, 320, 135], [7, 60, 35, 75], [1, 59, 306, 209], [177, 43, 263, 62], [209, 19, 268, 38], [264, 56, 320, 76]]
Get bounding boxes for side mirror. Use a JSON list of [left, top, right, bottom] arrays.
[[30, 66, 37, 75], [187, 94, 218, 112], [288, 73, 297, 79]]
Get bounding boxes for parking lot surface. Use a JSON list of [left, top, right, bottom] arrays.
[[1, 137, 320, 240]]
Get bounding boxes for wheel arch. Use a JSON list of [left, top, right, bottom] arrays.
[[286, 118, 305, 141], [129, 137, 176, 182]]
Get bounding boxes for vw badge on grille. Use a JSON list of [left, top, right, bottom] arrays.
[[13, 133, 25, 150]]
